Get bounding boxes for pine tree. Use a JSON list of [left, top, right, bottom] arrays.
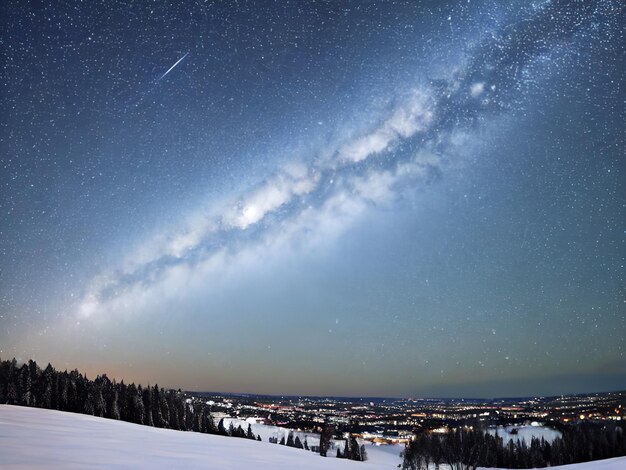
[[178, 395, 188, 431], [319, 423, 334, 457], [42, 363, 54, 409], [218, 418, 227, 436], [345, 435, 363, 461], [110, 389, 121, 420], [286, 432, 295, 447], [159, 388, 168, 427], [83, 385, 95, 416], [152, 385, 163, 428], [20, 367, 32, 406], [42, 383, 52, 409], [168, 392, 179, 430], [142, 386, 154, 427], [94, 386, 106, 417], [134, 385, 145, 425], [295, 436, 303, 449], [195, 411, 203, 433], [185, 398, 194, 431], [205, 408, 217, 434], [57, 374, 67, 410], [348, 436, 361, 461]]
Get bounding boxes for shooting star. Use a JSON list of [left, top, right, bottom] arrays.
[[158, 52, 189, 81]]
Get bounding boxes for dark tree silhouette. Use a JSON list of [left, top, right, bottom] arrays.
[[319, 423, 334, 457], [402, 423, 626, 470]]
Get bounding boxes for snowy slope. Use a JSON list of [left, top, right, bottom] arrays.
[[477, 459, 626, 470], [487, 425, 561, 444], [0, 405, 392, 469], [1, 405, 623, 469], [221, 416, 403, 466]]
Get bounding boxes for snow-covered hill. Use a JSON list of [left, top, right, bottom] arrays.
[[1, 405, 623, 469], [477, 460, 626, 470], [0, 405, 395, 469]]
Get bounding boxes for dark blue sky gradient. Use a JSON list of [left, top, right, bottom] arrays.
[[1, 0, 624, 397]]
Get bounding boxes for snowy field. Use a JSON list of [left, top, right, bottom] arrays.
[[1, 405, 623, 470], [222, 416, 402, 466], [0, 405, 400, 469], [223, 416, 322, 448], [477, 459, 626, 470], [487, 425, 562, 444]]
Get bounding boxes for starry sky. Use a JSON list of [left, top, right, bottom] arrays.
[[1, 0, 624, 398]]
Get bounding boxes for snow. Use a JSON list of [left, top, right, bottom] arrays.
[[0, 405, 396, 469], [1, 405, 622, 470], [223, 417, 321, 447], [477, 458, 626, 470], [487, 425, 562, 444], [222, 416, 403, 467]]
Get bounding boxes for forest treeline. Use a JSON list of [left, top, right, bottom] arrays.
[[0, 357, 254, 438], [402, 422, 626, 470], [0, 357, 367, 462]]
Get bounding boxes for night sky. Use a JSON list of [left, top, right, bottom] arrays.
[[1, 0, 624, 398]]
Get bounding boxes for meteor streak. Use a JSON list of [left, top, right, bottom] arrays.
[[158, 52, 189, 81]]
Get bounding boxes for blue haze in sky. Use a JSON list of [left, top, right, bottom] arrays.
[[1, 0, 624, 397]]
